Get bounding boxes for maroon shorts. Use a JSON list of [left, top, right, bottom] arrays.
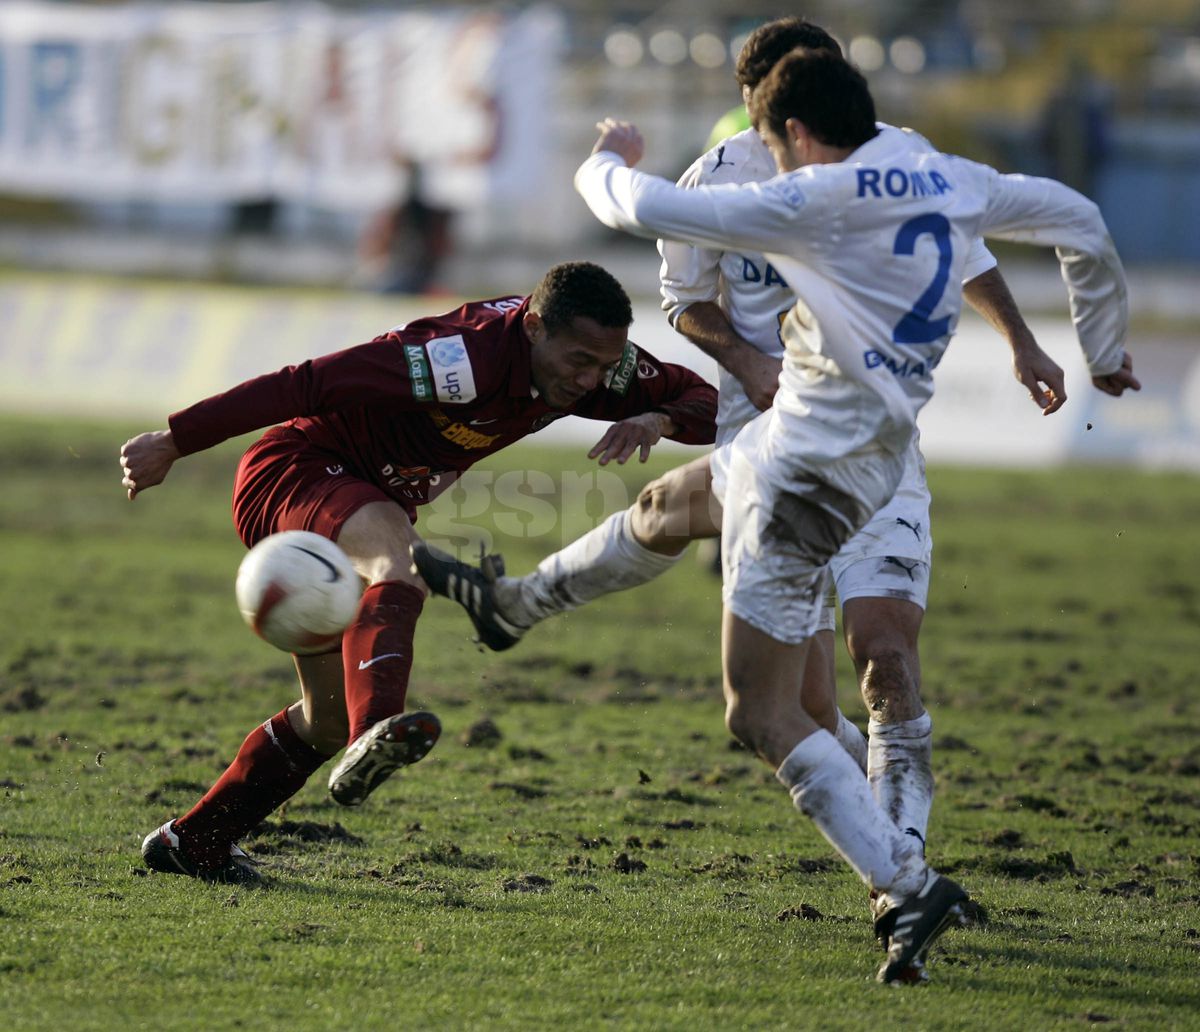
[[232, 427, 393, 548]]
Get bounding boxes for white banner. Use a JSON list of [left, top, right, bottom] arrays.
[[1, 273, 1195, 471], [0, 1, 562, 210]]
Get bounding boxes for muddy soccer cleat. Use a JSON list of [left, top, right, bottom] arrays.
[[411, 542, 527, 651], [328, 711, 441, 807], [875, 871, 968, 984], [141, 820, 264, 885]]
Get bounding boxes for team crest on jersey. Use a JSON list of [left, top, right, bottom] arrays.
[[636, 359, 657, 380], [426, 334, 477, 404], [604, 342, 638, 395], [768, 177, 806, 210], [531, 412, 566, 432]]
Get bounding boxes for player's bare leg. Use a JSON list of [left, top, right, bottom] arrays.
[[795, 626, 867, 772], [326, 501, 440, 806], [843, 596, 932, 851], [290, 651, 351, 754], [724, 608, 963, 981], [412, 455, 716, 646]]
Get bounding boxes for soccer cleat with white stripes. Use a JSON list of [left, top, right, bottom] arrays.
[[141, 820, 264, 885], [875, 870, 968, 984], [411, 542, 528, 651], [328, 711, 441, 807]]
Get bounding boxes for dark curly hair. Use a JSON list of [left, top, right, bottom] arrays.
[[735, 18, 841, 91], [529, 262, 633, 333], [749, 49, 877, 150]]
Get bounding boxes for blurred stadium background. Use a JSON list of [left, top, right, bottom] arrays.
[[0, 0, 1196, 468]]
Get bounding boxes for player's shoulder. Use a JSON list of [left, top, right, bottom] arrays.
[[685, 128, 774, 187], [389, 295, 526, 405], [875, 121, 937, 155]]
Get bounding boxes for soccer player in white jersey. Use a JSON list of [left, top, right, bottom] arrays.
[[415, 19, 1071, 880], [569, 50, 1138, 982]]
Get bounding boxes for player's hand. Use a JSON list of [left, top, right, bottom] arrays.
[[1011, 337, 1067, 415], [588, 412, 674, 465], [593, 118, 644, 167], [120, 429, 181, 500], [1091, 351, 1141, 397], [731, 350, 783, 412]]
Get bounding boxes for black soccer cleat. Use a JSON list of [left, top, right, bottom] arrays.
[[411, 542, 528, 651], [328, 711, 441, 807], [875, 871, 968, 984], [141, 820, 264, 885]]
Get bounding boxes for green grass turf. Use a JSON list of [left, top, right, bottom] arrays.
[[1, 414, 1199, 1030]]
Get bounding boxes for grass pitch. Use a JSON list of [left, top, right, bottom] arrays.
[[1, 415, 1199, 1031]]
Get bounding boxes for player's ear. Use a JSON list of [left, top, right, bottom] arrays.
[[523, 310, 546, 344]]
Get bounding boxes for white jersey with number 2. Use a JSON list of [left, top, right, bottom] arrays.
[[578, 127, 1127, 469], [658, 124, 998, 446]]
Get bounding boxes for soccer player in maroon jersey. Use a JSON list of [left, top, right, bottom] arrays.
[[120, 262, 717, 884]]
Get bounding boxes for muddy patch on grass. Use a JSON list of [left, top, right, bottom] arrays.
[[461, 718, 502, 748], [488, 781, 547, 799], [778, 903, 825, 921], [502, 873, 552, 893], [947, 850, 1079, 881], [1000, 794, 1069, 818], [981, 828, 1025, 849], [1, 686, 47, 713], [662, 818, 703, 831], [689, 853, 753, 878], [143, 779, 208, 805], [394, 842, 498, 870], [246, 819, 364, 854], [612, 852, 646, 874]]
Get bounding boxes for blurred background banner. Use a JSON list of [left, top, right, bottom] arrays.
[[0, 1, 563, 210], [0, 1, 1195, 469], [2, 270, 1196, 470]]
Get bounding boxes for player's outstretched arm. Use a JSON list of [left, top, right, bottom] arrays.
[[963, 267, 1067, 415], [587, 412, 676, 466], [675, 302, 781, 413], [592, 118, 644, 166], [120, 429, 181, 500]]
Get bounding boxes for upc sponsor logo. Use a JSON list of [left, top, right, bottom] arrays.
[[426, 333, 477, 404]]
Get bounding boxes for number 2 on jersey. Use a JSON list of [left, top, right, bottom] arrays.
[[892, 213, 952, 345]]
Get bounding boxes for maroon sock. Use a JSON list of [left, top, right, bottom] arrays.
[[341, 580, 424, 742], [174, 709, 329, 868]]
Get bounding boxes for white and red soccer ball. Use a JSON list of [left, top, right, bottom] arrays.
[[235, 531, 361, 654]]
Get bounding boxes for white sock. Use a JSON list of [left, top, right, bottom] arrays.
[[495, 509, 684, 627], [868, 711, 934, 852], [834, 710, 868, 774], [777, 729, 925, 895]]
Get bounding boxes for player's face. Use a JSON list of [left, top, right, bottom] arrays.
[[760, 119, 805, 173], [526, 313, 629, 409]]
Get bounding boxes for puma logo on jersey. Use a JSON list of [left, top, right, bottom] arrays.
[[711, 145, 733, 172]]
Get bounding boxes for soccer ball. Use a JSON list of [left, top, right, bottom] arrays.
[[235, 531, 362, 654]]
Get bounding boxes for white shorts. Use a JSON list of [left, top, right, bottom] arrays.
[[720, 419, 906, 645], [712, 423, 932, 620], [815, 556, 932, 634]]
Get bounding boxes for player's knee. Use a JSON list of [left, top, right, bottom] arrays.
[[723, 690, 764, 753], [859, 647, 919, 713], [362, 553, 428, 595], [631, 479, 686, 554]]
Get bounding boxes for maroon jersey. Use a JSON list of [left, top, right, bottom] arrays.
[[169, 295, 716, 509]]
